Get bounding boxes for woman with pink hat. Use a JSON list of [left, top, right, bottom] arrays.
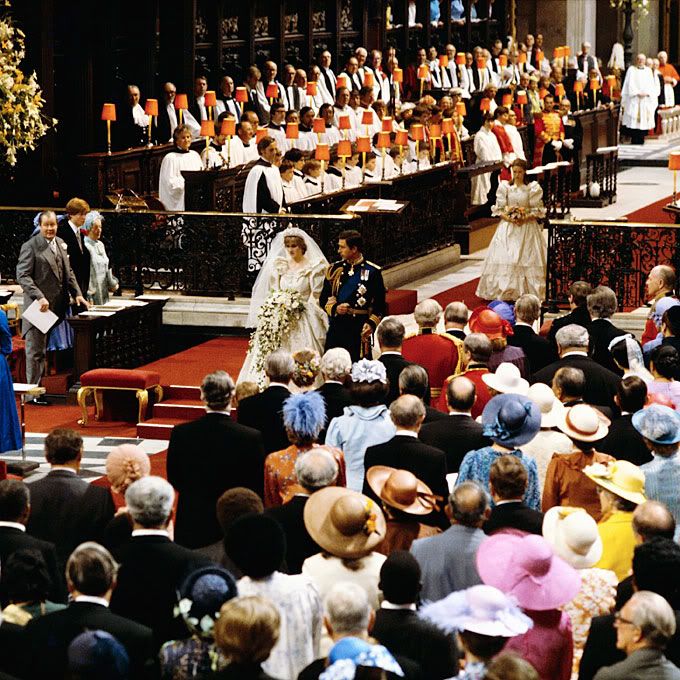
[[542, 507, 617, 679], [475, 533, 581, 680]]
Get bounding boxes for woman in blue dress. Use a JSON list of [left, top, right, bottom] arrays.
[[0, 311, 21, 453]]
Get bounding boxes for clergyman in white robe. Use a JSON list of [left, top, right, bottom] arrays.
[[158, 148, 203, 211], [472, 126, 503, 205], [621, 61, 657, 143]]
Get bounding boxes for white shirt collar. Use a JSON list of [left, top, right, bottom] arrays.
[[448, 411, 472, 417], [0, 522, 25, 532], [496, 499, 522, 506], [206, 408, 231, 415], [380, 351, 402, 356], [268, 382, 291, 390], [381, 601, 417, 611], [68, 219, 79, 233], [50, 466, 77, 474], [324, 380, 343, 385], [131, 529, 170, 538], [562, 350, 588, 357], [514, 321, 534, 328], [396, 429, 418, 438], [74, 595, 109, 608]]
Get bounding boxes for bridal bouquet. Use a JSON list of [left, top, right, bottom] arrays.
[[503, 206, 528, 223], [249, 288, 306, 389]]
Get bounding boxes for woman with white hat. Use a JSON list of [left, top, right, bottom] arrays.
[[542, 507, 617, 679], [584, 459, 647, 581], [521, 383, 573, 493]]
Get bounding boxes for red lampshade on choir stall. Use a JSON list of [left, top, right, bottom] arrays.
[[313, 117, 326, 139], [286, 122, 299, 147], [338, 115, 351, 139], [669, 152, 680, 205], [395, 128, 408, 174], [144, 99, 157, 146], [266, 83, 279, 102], [439, 55, 449, 68], [235, 87, 248, 114], [101, 103, 116, 155], [480, 98, 491, 112], [200, 120, 215, 167], [204, 91, 217, 120], [255, 127, 268, 143], [502, 93, 513, 107]]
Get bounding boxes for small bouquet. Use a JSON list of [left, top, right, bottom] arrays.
[[503, 206, 527, 223]]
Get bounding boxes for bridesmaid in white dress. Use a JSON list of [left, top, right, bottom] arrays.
[[476, 158, 547, 302], [238, 228, 329, 387]]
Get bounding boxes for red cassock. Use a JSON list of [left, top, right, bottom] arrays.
[[533, 111, 564, 166], [437, 366, 491, 417], [402, 330, 464, 401], [491, 125, 514, 181]]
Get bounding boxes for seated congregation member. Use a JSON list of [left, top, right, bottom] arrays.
[[411, 482, 488, 602], [363, 395, 449, 529], [302, 487, 387, 610], [167, 370, 265, 549], [377, 317, 412, 406], [402, 299, 463, 401], [547, 280, 593, 350], [264, 391, 346, 507], [0, 480, 64, 606], [110, 476, 210, 646], [585, 460, 646, 581], [420, 585, 533, 680], [265, 447, 338, 574], [325, 359, 396, 492], [23, 542, 154, 679], [484, 455, 544, 535], [542, 507, 618, 680], [438, 333, 493, 417], [552, 366, 613, 421], [366, 466, 440, 554], [194, 487, 263, 576], [315, 348, 352, 442], [509, 294, 556, 373], [648, 345, 680, 410], [521, 383, 573, 492], [26, 428, 115, 570], [399, 364, 446, 424], [159, 566, 237, 679], [238, 350, 293, 454], [587, 286, 627, 376], [227, 514, 322, 679], [206, 595, 281, 680], [533, 324, 621, 412], [158, 124, 203, 211], [542, 403, 614, 521], [580, 538, 680, 680], [598, 376, 652, 465], [456, 394, 542, 510], [420, 376, 490, 473], [372, 551, 459, 680]]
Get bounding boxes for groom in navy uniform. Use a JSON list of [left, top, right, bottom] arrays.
[[320, 230, 386, 361]]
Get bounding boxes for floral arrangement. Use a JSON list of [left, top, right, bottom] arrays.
[[0, 1, 56, 166], [249, 288, 306, 389], [503, 206, 527, 223], [174, 597, 216, 636]]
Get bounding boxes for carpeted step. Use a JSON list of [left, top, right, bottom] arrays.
[[153, 400, 205, 421], [137, 418, 186, 441], [162, 385, 202, 400]]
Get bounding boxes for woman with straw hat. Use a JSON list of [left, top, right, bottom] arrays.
[[542, 507, 617, 679], [584, 459, 646, 581]]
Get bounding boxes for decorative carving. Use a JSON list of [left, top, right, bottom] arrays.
[[254, 16, 269, 37], [285, 43, 302, 64], [285, 13, 299, 33], [340, 0, 354, 31], [312, 11, 326, 32], [221, 16, 239, 40], [195, 13, 209, 42]]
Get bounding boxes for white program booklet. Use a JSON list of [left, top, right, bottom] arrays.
[[22, 300, 59, 334]]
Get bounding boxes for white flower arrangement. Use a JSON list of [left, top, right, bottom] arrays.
[[0, 1, 56, 166], [248, 287, 306, 389], [173, 597, 221, 636]]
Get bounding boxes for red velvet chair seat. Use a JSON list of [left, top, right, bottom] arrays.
[[386, 289, 418, 316], [80, 368, 161, 390]]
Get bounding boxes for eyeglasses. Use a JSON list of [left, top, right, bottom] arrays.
[[614, 612, 637, 627]]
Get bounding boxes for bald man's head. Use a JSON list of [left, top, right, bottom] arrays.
[[449, 481, 489, 527], [446, 376, 476, 413], [633, 501, 676, 543]]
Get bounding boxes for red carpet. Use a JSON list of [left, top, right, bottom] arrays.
[[625, 194, 675, 224], [432, 277, 486, 310]]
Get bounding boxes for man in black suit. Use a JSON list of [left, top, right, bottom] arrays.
[[420, 376, 489, 473], [484, 454, 543, 535], [315, 348, 352, 439], [377, 317, 413, 406], [598, 376, 652, 465], [579, 537, 680, 680], [189, 74, 209, 125], [363, 395, 448, 528], [56, 197, 91, 300], [443, 301, 468, 342], [372, 551, 459, 679], [237, 349, 293, 454], [533, 324, 620, 411], [509, 294, 557, 374], [547, 280, 592, 351], [0, 480, 64, 604], [26, 428, 115, 570], [399, 364, 445, 424], [110, 476, 209, 646], [265, 447, 336, 573], [156, 81, 179, 144], [168, 370, 265, 550], [586, 286, 627, 375], [23, 542, 154, 679]]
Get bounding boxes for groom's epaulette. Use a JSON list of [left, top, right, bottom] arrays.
[[326, 260, 344, 279], [365, 261, 381, 270]]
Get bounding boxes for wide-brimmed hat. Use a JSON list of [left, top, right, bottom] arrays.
[[557, 403, 610, 442], [304, 487, 386, 559], [542, 507, 603, 570], [632, 404, 680, 445], [583, 460, 646, 506], [482, 363, 529, 396], [420, 585, 533, 637], [476, 534, 581, 610], [469, 307, 513, 340], [527, 383, 565, 428], [481, 394, 541, 448], [366, 466, 436, 515]]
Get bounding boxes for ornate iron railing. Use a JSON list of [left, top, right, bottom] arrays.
[[547, 218, 680, 310]]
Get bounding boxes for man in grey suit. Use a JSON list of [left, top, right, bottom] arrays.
[[16, 210, 89, 390], [594, 591, 680, 679], [410, 481, 489, 603]]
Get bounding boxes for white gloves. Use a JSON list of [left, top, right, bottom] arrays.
[[563, 139, 574, 150], [551, 140, 563, 151]]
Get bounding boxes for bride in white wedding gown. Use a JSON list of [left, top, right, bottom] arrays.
[[238, 227, 329, 387]]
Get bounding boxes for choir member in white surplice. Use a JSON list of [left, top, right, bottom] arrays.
[[621, 54, 658, 144], [158, 125, 203, 211], [471, 113, 503, 205], [280, 160, 306, 205], [235, 121, 259, 164]]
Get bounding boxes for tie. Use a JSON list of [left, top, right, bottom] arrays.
[[49, 239, 57, 255], [74, 228, 83, 252]]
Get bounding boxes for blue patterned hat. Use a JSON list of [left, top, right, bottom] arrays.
[[482, 393, 541, 448], [632, 404, 680, 445]]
